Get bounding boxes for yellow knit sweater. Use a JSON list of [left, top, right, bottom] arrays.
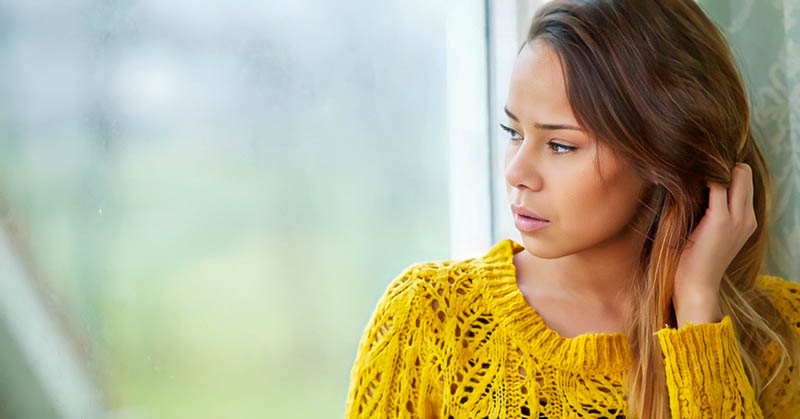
[[344, 238, 800, 418]]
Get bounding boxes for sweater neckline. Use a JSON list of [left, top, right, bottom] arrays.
[[480, 237, 633, 371]]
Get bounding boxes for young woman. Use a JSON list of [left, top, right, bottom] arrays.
[[345, 1, 800, 418]]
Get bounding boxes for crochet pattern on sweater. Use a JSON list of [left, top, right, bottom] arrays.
[[344, 238, 800, 418]]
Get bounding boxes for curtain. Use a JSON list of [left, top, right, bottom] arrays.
[[699, 0, 800, 280]]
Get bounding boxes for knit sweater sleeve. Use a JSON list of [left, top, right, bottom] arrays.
[[655, 314, 763, 418], [344, 263, 443, 419], [655, 275, 800, 418]]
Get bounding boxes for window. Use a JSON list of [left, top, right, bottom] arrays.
[[0, 1, 453, 417]]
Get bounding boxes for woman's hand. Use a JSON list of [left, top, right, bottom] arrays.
[[672, 162, 758, 328]]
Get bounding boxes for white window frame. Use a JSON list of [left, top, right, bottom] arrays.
[[447, 0, 548, 258]]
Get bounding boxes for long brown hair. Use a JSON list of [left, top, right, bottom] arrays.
[[521, 1, 799, 417]]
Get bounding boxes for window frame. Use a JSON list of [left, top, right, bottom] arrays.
[[448, 0, 546, 258]]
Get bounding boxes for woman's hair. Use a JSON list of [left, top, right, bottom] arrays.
[[522, 0, 799, 417]]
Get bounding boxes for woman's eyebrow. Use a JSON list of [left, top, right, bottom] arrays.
[[504, 105, 584, 131]]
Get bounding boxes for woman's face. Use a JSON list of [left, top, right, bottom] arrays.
[[504, 39, 649, 259]]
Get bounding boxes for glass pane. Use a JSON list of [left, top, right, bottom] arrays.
[[0, 1, 449, 417]]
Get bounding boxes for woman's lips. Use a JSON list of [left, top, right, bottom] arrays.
[[510, 203, 548, 221], [514, 213, 550, 232]]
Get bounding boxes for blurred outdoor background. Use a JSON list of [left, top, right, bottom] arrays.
[[0, 1, 450, 418], [0, 0, 797, 418]]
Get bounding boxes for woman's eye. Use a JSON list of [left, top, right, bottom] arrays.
[[499, 123, 576, 155], [547, 141, 577, 154], [499, 123, 522, 142]]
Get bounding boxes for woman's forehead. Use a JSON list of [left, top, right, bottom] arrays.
[[507, 42, 577, 129]]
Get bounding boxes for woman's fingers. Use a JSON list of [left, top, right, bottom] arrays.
[[705, 163, 755, 226], [730, 163, 754, 223], [706, 177, 729, 218]]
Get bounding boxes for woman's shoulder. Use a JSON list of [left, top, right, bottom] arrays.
[[756, 274, 800, 302], [395, 244, 508, 314], [755, 274, 800, 326], [402, 256, 488, 296]]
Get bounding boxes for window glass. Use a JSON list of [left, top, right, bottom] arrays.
[[0, 1, 449, 417]]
